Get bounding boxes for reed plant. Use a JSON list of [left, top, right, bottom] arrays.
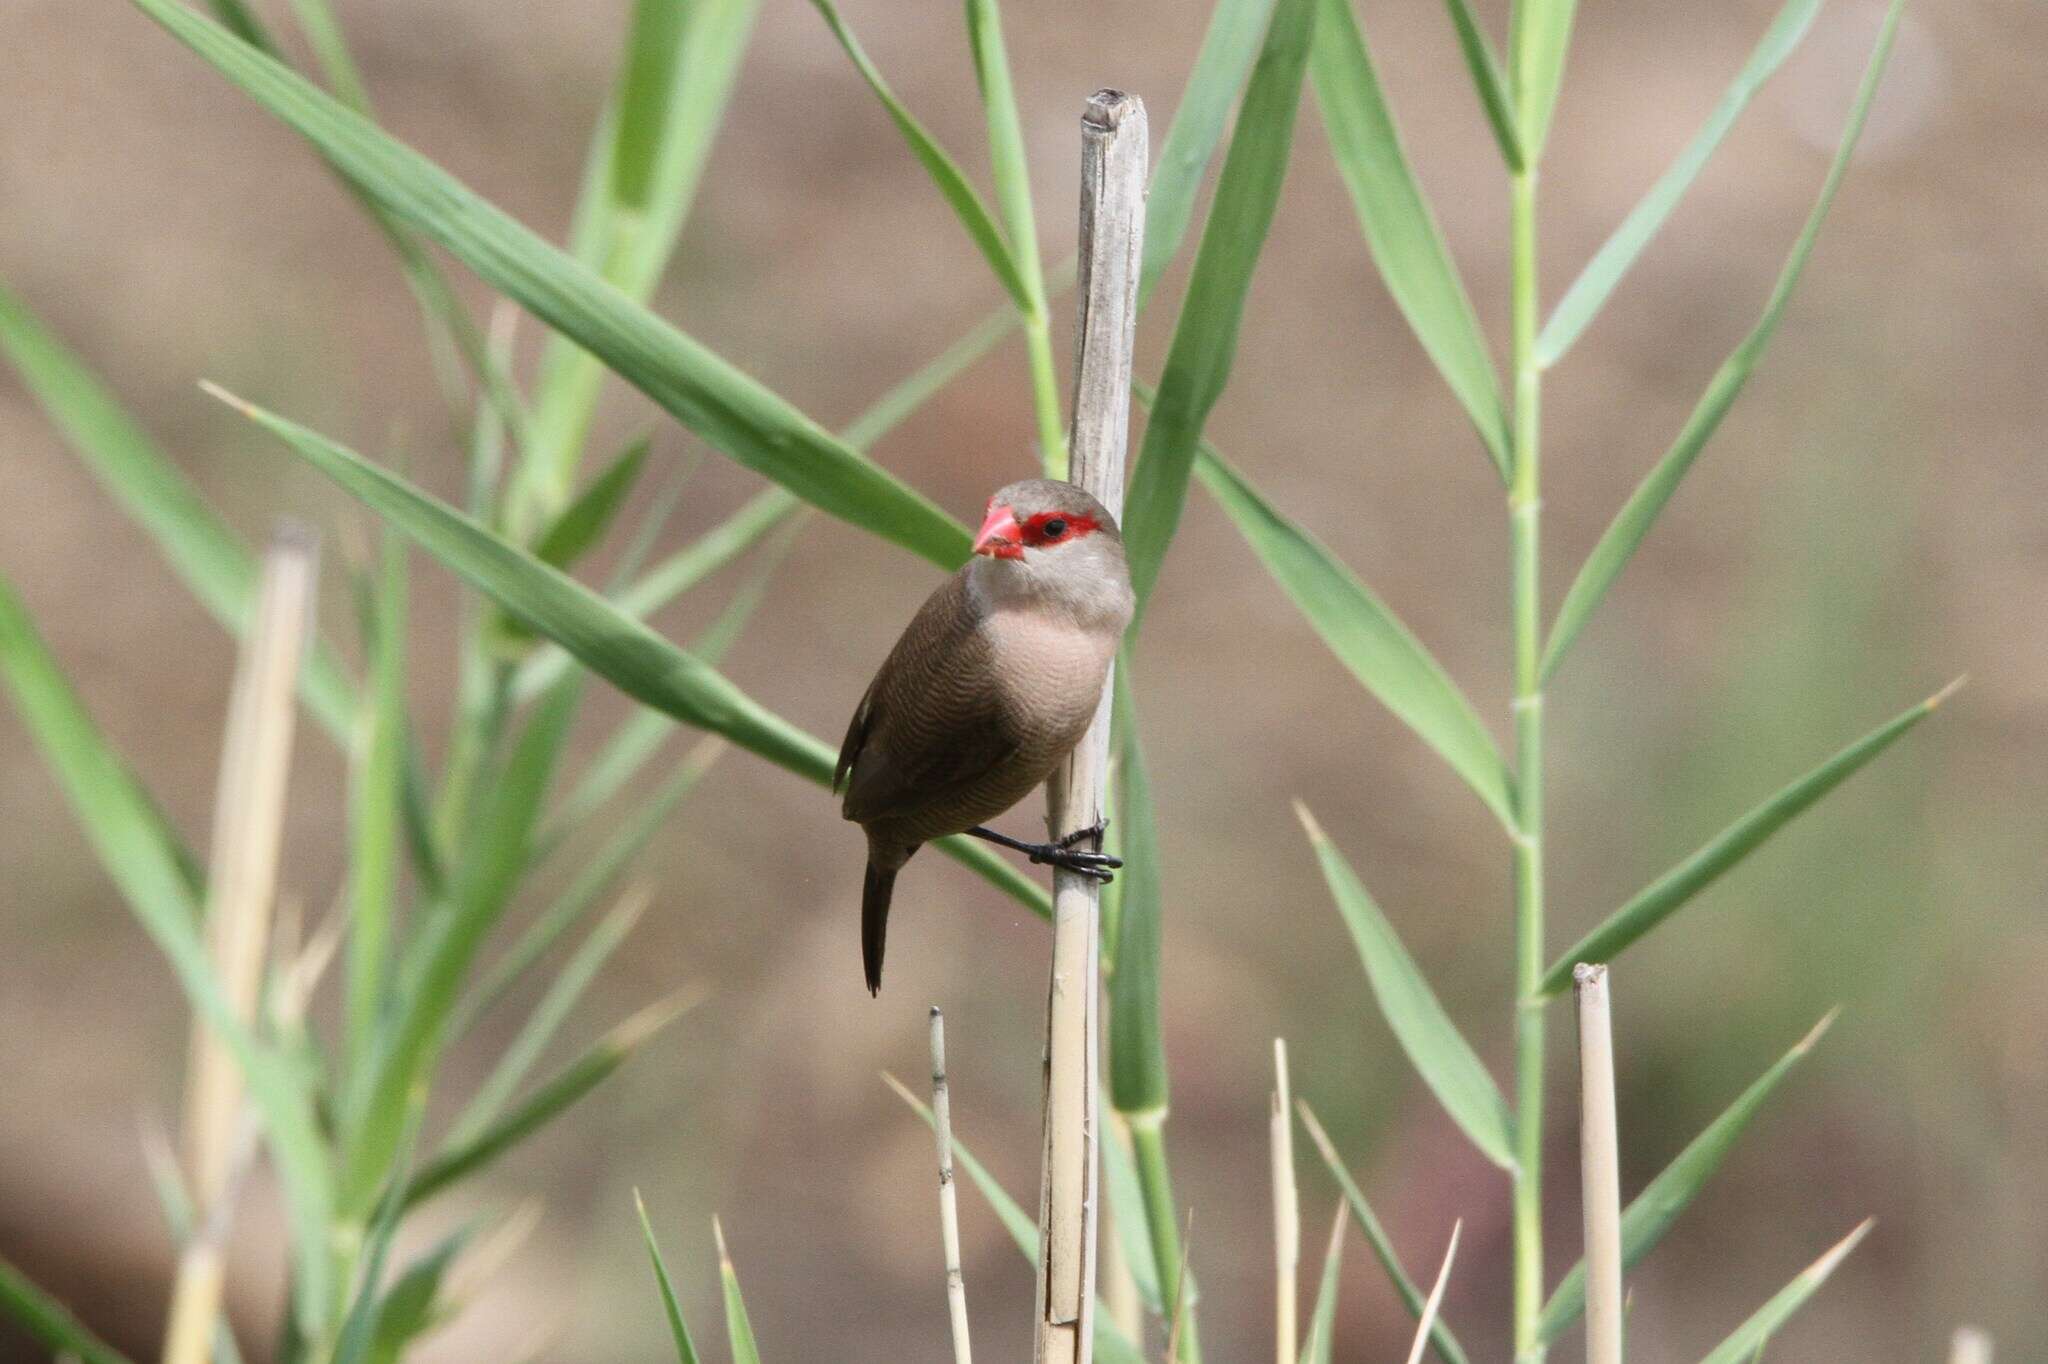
[[0, 0, 1951, 1359]]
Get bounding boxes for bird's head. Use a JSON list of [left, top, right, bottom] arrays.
[[967, 479, 1132, 627]]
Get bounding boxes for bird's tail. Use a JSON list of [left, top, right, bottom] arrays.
[[862, 860, 898, 997]]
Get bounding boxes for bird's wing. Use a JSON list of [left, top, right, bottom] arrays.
[[838, 572, 1017, 826]]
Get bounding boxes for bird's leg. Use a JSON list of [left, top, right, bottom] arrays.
[[1055, 818, 1109, 851], [964, 825, 1122, 882]]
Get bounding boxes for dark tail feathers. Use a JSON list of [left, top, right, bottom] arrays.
[[862, 861, 899, 996]]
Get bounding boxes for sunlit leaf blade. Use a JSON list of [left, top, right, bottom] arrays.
[[1194, 446, 1514, 826], [1296, 1103, 1470, 1364], [129, 0, 968, 568], [1124, 0, 1315, 617], [806, 0, 1030, 308], [335, 1090, 426, 1364], [1540, 0, 1904, 681], [211, 388, 1051, 916], [1510, 0, 1578, 160], [405, 993, 693, 1210], [1108, 672, 1168, 1114], [1539, 1012, 1837, 1344], [881, 1074, 1150, 1364], [712, 1219, 763, 1364], [1297, 807, 1516, 1169], [288, 0, 374, 114], [1438, 0, 1522, 171], [0, 578, 335, 1327], [525, 0, 759, 509], [0, 282, 357, 739], [636, 1192, 703, 1364], [1538, 681, 1955, 995], [364, 1225, 470, 1364], [1298, 1204, 1347, 1364], [0, 1257, 134, 1364], [1103, 1115, 1164, 1313], [1537, 0, 1824, 366], [1141, 0, 1280, 306], [535, 436, 651, 569], [1309, 0, 1510, 477], [1696, 1221, 1873, 1364], [962, 0, 1047, 317]]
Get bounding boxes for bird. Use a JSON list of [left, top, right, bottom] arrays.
[[835, 478, 1136, 994]]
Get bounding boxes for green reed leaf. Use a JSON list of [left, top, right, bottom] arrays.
[[209, 388, 1051, 917], [636, 1192, 704, 1364], [1124, 0, 1314, 618], [1310, 0, 1510, 476], [345, 531, 408, 1089], [1538, 1011, 1836, 1344], [1299, 1204, 1347, 1364], [535, 437, 651, 570], [1540, 679, 1955, 995], [0, 1257, 135, 1364], [1696, 1221, 1872, 1364], [129, 0, 966, 566], [1108, 672, 1169, 1115], [1537, 0, 1826, 366], [807, 0, 1031, 309], [1298, 807, 1516, 1169], [1541, 0, 1905, 681], [1438, 0, 1522, 171], [1510, 0, 1578, 161], [712, 1219, 763, 1364], [1194, 446, 1514, 827]]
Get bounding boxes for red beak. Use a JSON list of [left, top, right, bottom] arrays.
[[972, 503, 1025, 559]]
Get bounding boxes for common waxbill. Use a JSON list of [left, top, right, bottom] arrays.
[[835, 478, 1135, 994]]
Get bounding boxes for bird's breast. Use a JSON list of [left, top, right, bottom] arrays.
[[981, 607, 1119, 744]]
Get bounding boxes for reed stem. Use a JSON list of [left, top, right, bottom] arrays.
[[1574, 965, 1622, 1364]]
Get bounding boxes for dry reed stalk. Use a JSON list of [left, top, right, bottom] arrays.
[[1033, 87, 1145, 1364], [929, 1007, 974, 1364], [1403, 1221, 1462, 1364], [1949, 1328, 1993, 1364], [1575, 963, 1623, 1364], [162, 524, 319, 1364], [1271, 1039, 1299, 1364]]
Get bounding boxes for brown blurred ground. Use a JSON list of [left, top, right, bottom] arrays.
[[2, 0, 2043, 1359]]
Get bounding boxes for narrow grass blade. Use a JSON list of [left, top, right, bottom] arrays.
[[635, 1193, 703, 1364], [364, 1225, 470, 1364], [0, 283, 356, 738], [1310, 0, 1510, 476], [1537, 0, 1825, 366], [345, 680, 581, 1211], [1510, 0, 1578, 160], [1438, 0, 1521, 170], [1297, 807, 1515, 1169], [1696, 1221, 1873, 1364], [1141, 0, 1280, 305], [334, 1090, 427, 1364], [1124, 0, 1315, 617], [1297, 1203, 1346, 1364], [204, 0, 270, 47], [806, 0, 1029, 308], [0, 579, 335, 1328], [534, 437, 651, 569], [404, 993, 695, 1210], [1539, 1011, 1837, 1345], [711, 1219, 763, 1364], [524, 0, 760, 510], [0, 1258, 134, 1364], [209, 387, 1051, 917], [881, 1075, 1149, 1364], [963, 0, 1047, 316], [468, 746, 721, 1038], [1540, 0, 1906, 681], [1402, 1223, 1460, 1364], [288, 0, 374, 113], [451, 887, 653, 1142], [1108, 673, 1168, 1115], [1539, 682, 1956, 995], [1103, 1116, 1163, 1314], [130, 0, 967, 568], [345, 531, 407, 1092], [1297, 1102, 1471, 1364], [1194, 447, 1514, 826]]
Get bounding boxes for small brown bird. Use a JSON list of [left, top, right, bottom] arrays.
[[835, 478, 1136, 994]]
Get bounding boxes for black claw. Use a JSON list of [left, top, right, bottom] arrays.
[[1057, 819, 1110, 851]]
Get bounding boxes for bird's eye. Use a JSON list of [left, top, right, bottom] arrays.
[[1041, 518, 1068, 539]]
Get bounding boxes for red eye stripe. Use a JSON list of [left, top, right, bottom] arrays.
[[1020, 511, 1098, 545]]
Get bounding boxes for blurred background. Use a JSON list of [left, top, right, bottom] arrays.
[[1, 0, 2040, 1358]]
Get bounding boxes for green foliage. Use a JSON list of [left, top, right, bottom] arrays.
[[636, 1193, 703, 1364], [1297, 1207, 1346, 1364], [1695, 1222, 1873, 1364], [0, 1257, 134, 1364]]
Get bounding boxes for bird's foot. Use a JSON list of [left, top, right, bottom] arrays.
[[964, 823, 1122, 883], [1056, 819, 1109, 851]]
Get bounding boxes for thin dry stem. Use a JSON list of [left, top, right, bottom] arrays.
[[1271, 1039, 1299, 1364], [1404, 1222, 1462, 1364], [1575, 964, 1623, 1364], [930, 1008, 974, 1364], [163, 525, 319, 1364], [1035, 87, 1146, 1364]]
